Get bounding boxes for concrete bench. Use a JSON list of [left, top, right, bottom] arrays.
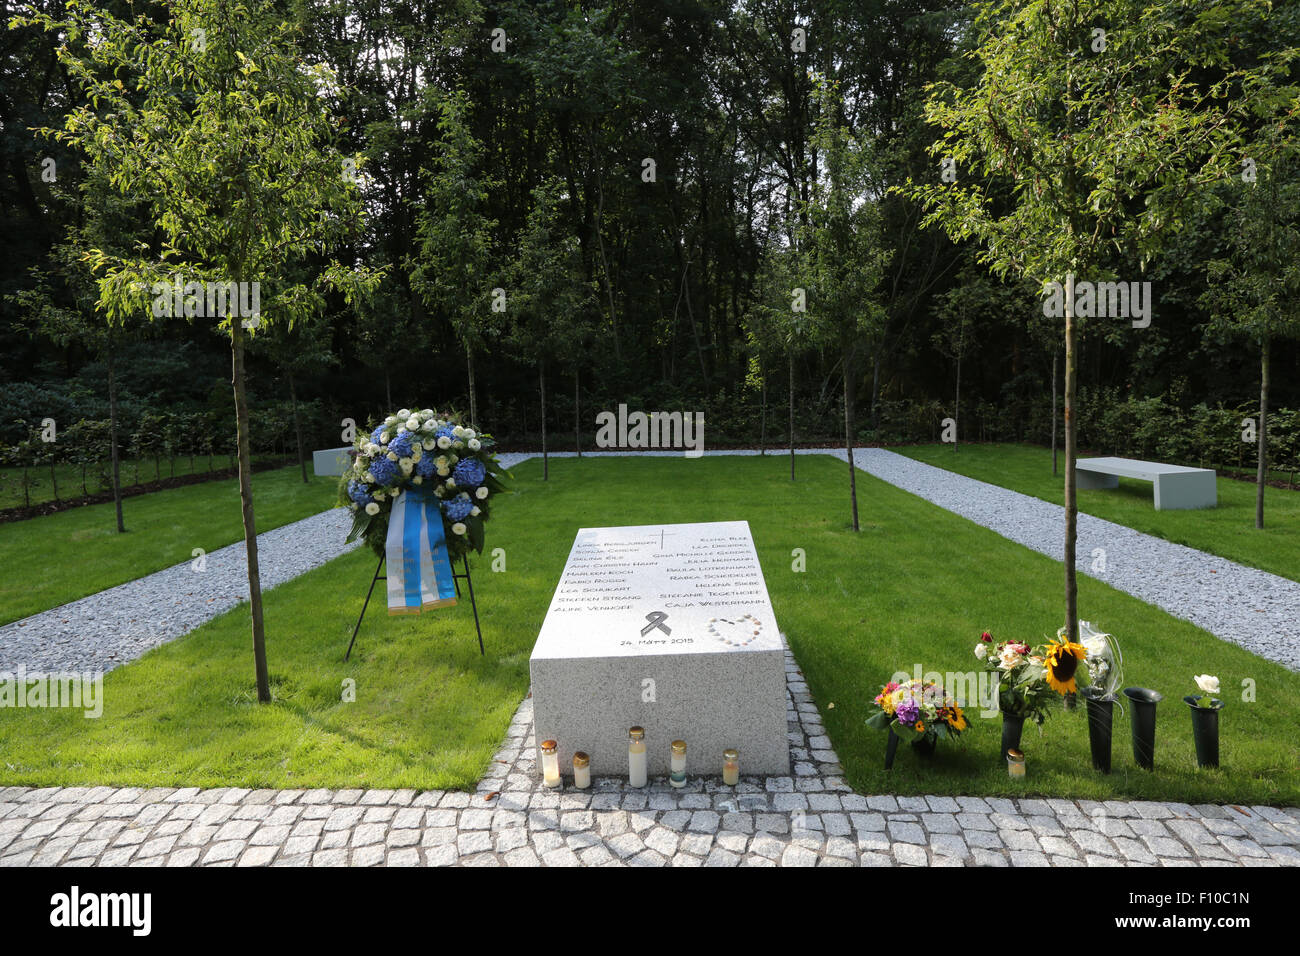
[[1075, 456, 1217, 510], [312, 446, 354, 478]]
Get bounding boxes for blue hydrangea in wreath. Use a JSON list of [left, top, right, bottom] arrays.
[[337, 408, 509, 561]]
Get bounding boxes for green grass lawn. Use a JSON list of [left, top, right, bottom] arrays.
[[2, 454, 1297, 803], [893, 442, 1300, 585], [0, 464, 338, 625]]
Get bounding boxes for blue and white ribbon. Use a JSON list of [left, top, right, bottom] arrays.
[[385, 486, 457, 614]]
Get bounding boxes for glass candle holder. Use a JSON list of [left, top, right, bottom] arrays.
[[669, 740, 687, 788], [572, 751, 591, 790], [722, 748, 740, 786], [540, 739, 561, 788], [628, 727, 647, 788], [1006, 748, 1026, 779]]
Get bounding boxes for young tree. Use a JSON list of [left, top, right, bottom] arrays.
[[410, 88, 499, 426], [910, 0, 1287, 639], [1202, 132, 1300, 529], [932, 266, 989, 453], [508, 176, 596, 480], [253, 306, 337, 483], [23, 0, 377, 702], [802, 79, 891, 529]]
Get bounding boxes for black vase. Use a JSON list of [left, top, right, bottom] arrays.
[[1000, 713, 1025, 757], [1123, 687, 1163, 770], [1082, 687, 1114, 774], [884, 729, 900, 770], [1184, 696, 1223, 769], [911, 734, 936, 757]]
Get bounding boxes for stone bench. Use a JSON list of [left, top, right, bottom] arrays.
[[1075, 456, 1217, 510], [312, 446, 354, 477]]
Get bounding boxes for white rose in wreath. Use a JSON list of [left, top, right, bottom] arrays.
[[437, 436, 451, 449], [397, 408, 411, 419], [365, 502, 380, 516], [463, 428, 476, 439], [452, 425, 466, 438], [412, 475, 423, 485], [452, 522, 467, 536], [471, 506, 481, 516], [475, 486, 488, 500], [468, 438, 481, 451], [422, 420, 435, 433]]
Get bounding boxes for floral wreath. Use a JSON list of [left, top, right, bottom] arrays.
[[338, 407, 508, 562]]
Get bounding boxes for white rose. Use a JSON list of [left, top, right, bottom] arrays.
[[1083, 635, 1107, 658], [373, 490, 385, 501], [446, 478, 457, 488], [397, 408, 411, 419], [998, 646, 1022, 671], [463, 428, 476, 439], [422, 438, 435, 450], [420, 409, 433, 418], [974, 644, 987, 660], [384, 415, 398, 426], [452, 522, 467, 536], [475, 486, 488, 500], [452, 425, 466, 438], [1194, 674, 1220, 695], [437, 436, 451, 449], [471, 506, 481, 516], [453, 440, 464, 450], [365, 502, 380, 516], [468, 438, 481, 451], [387, 451, 398, 461], [406, 417, 420, 431], [437, 466, 449, 477], [412, 475, 423, 485], [399, 458, 413, 474], [365, 442, 379, 456], [379, 431, 390, 444], [422, 421, 435, 433], [410, 446, 421, 462], [363, 472, 375, 483], [434, 486, 445, 498]]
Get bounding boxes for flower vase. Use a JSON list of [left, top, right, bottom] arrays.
[[1123, 687, 1163, 770], [1081, 687, 1114, 774], [1000, 713, 1025, 758], [1184, 696, 1223, 769], [911, 734, 936, 757], [884, 729, 900, 770]]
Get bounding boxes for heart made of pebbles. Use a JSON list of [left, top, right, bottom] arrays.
[[707, 613, 763, 647]]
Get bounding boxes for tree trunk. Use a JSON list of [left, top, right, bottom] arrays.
[[759, 357, 767, 456], [384, 369, 392, 410], [788, 349, 796, 481], [232, 320, 271, 704], [466, 347, 478, 425], [540, 362, 548, 481], [574, 369, 581, 458], [954, 351, 962, 454], [289, 371, 308, 483], [1257, 337, 1270, 530], [844, 346, 860, 532], [1051, 349, 1059, 475], [107, 345, 125, 533], [1063, 273, 1079, 642], [49, 460, 59, 501], [871, 351, 882, 432]]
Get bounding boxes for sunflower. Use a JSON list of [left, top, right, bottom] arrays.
[[1044, 639, 1087, 694], [944, 707, 968, 732]]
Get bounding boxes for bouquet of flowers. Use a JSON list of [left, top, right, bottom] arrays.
[[866, 677, 969, 745], [974, 630, 1086, 725], [337, 407, 508, 561], [1074, 621, 1124, 701]]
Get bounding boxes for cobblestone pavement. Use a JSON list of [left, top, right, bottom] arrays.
[[2, 648, 1296, 868]]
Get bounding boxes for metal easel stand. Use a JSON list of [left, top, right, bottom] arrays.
[[344, 554, 485, 662]]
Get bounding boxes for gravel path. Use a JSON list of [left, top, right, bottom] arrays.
[[0, 508, 359, 674]]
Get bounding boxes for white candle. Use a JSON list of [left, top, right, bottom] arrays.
[[670, 740, 687, 788], [722, 748, 740, 786], [540, 739, 561, 788], [628, 726, 647, 787], [573, 752, 591, 790]]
